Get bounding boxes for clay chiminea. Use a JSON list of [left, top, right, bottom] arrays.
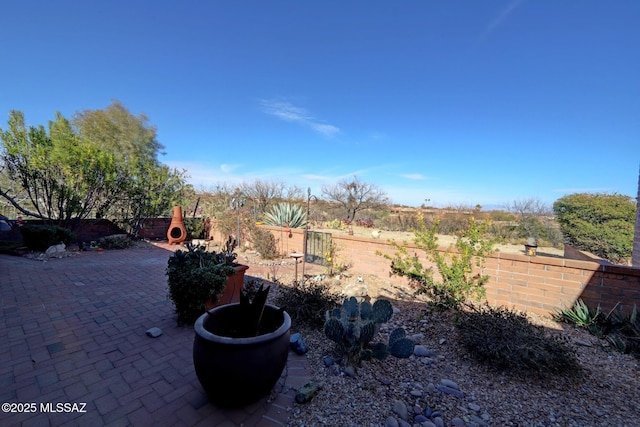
[[167, 206, 187, 245]]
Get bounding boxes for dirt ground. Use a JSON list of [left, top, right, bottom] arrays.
[[319, 225, 565, 257]]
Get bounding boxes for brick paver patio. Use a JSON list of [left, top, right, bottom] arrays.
[[0, 242, 312, 426]]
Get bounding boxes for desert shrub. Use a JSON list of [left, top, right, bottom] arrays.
[[436, 212, 471, 235], [19, 224, 74, 251], [326, 218, 345, 230], [252, 227, 278, 260], [325, 241, 351, 276], [455, 303, 582, 377], [556, 300, 640, 358], [184, 217, 206, 239], [355, 217, 375, 228], [274, 280, 341, 329], [381, 217, 494, 310], [379, 212, 422, 232], [99, 235, 134, 250], [0, 241, 22, 253]]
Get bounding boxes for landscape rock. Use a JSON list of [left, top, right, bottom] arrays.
[[393, 399, 409, 421], [45, 243, 66, 256], [145, 327, 163, 338], [385, 417, 399, 427], [290, 333, 308, 355], [436, 385, 464, 399], [295, 381, 322, 404]]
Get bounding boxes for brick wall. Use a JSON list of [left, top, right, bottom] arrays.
[[252, 226, 640, 317]]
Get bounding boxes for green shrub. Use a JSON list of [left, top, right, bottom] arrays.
[[553, 193, 635, 263], [184, 217, 206, 239], [99, 235, 134, 250], [166, 244, 235, 325], [455, 303, 582, 377], [274, 280, 342, 329], [381, 217, 494, 310], [19, 224, 74, 252], [326, 218, 345, 230], [251, 227, 279, 260], [0, 241, 22, 253]]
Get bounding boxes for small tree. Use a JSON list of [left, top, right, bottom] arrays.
[[0, 103, 187, 232], [381, 216, 495, 310], [504, 198, 564, 246], [240, 179, 285, 215], [321, 176, 389, 222], [553, 193, 635, 263]]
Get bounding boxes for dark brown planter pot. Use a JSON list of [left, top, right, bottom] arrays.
[[193, 304, 291, 406], [205, 264, 249, 310]]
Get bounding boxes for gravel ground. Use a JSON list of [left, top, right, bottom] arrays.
[[251, 262, 640, 427]]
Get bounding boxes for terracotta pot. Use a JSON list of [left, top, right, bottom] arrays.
[[193, 304, 291, 406], [167, 206, 187, 244], [204, 264, 249, 310]]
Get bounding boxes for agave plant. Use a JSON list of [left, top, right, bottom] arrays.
[[554, 299, 601, 328], [263, 203, 307, 228]]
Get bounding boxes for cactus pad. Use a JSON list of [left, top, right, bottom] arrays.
[[371, 299, 393, 323], [389, 337, 415, 358]]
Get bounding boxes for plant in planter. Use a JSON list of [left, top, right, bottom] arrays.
[[166, 243, 236, 325], [206, 237, 250, 308], [193, 280, 292, 406]]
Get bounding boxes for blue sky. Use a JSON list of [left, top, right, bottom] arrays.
[[1, 1, 639, 208]]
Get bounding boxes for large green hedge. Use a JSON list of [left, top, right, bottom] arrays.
[[553, 193, 636, 263]]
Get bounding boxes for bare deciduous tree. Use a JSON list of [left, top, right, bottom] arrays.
[[321, 176, 389, 221], [240, 179, 285, 214], [508, 198, 554, 242]]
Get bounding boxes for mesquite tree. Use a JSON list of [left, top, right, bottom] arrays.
[[321, 176, 389, 222]]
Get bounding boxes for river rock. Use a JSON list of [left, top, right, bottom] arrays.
[[145, 327, 163, 338], [393, 399, 409, 421], [290, 333, 308, 355], [295, 381, 322, 404]]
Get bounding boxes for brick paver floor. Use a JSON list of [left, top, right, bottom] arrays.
[[0, 242, 312, 426]]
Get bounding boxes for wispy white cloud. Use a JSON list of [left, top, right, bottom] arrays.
[[302, 173, 333, 181], [260, 99, 340, 138], [400, 173, 429, 180], [310, 123, 340, 138], [480, 0, 524, 40], [220, 163, 241, 174]]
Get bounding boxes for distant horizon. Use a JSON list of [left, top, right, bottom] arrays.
[[2, 1, 638, 208]]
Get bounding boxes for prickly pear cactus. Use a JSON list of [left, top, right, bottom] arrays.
[[387, 328, 415, 358], [323, 297, 415, 369], [371, 299, 393, 323]]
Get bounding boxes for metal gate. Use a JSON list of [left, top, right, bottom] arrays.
[[305, 231, 332, 265]]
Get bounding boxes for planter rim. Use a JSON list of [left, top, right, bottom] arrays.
[[194, 303, 291, 345]]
